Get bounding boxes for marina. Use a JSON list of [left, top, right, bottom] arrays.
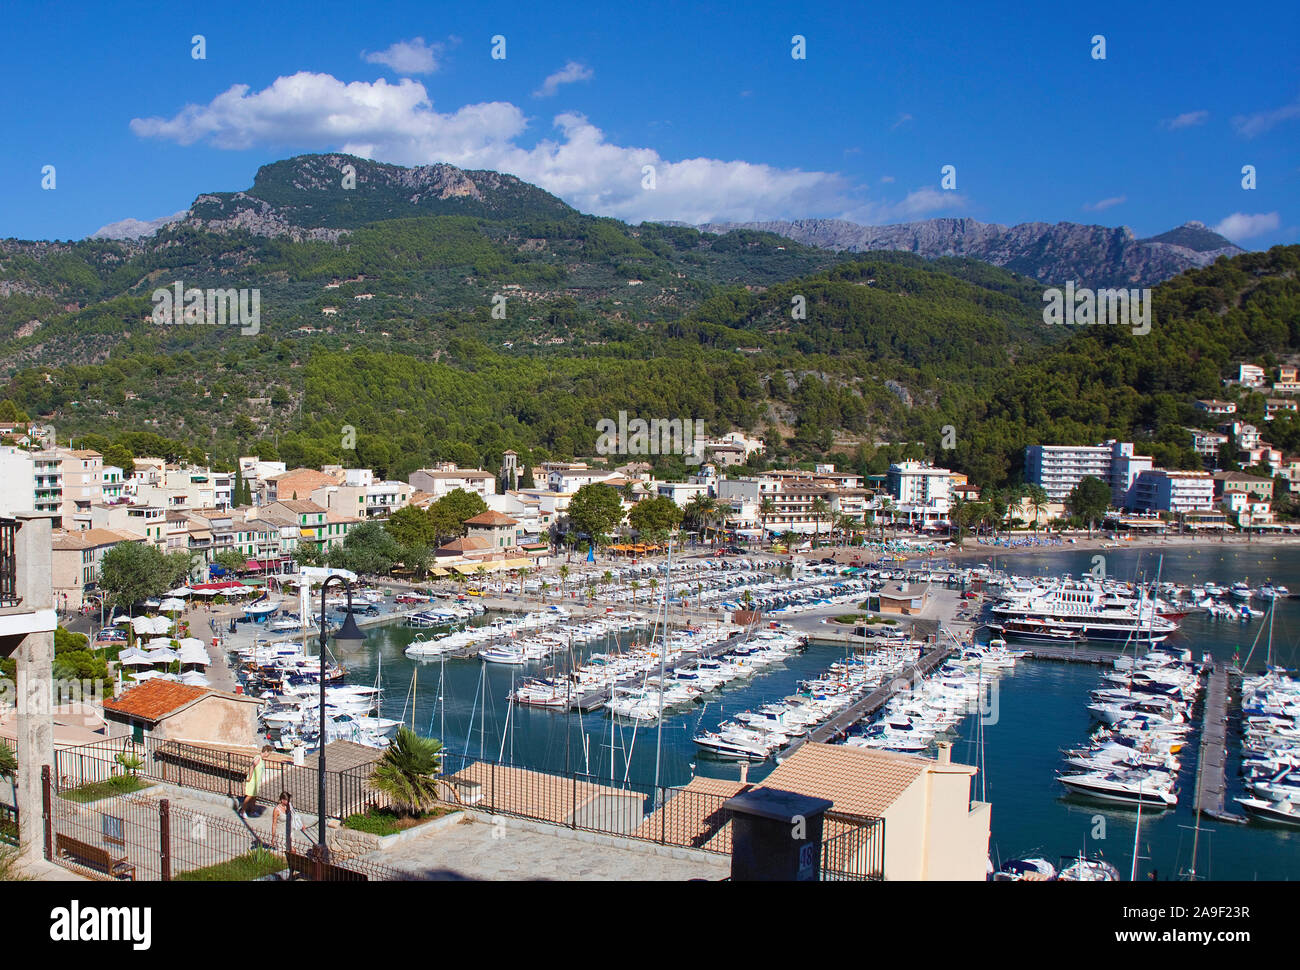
[[191, 541, 1300, 879]]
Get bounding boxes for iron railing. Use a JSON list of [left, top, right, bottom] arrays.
[[52, 740, 885, 879], [436, 749, 884, 878], [0, 803, 16, 846], [44, 768, 409, 881], [54, 736, 377, 822], [0, 517, 19, 609], [821, 812, 886, 880]]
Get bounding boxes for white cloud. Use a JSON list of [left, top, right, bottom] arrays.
[[891, 113, 913, 130], [362, 37, 442, 75], [1160, 110, 1208, 130], [1212, 212, 1280, 240], [879, 175, 895, 183], [533, 62, 593, 99], [1233, 93, 1300, 138], [859, 187, 966, 222], [1083, 195, 1126, 212], [128, 71, 952, 224]]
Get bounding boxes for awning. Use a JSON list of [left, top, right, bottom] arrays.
[[244, 559, 265, 570]]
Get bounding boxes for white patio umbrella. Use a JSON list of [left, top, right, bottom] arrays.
[[178, 670, 210, 687], [117, 648, 156, 666], [159, 598, 186, 612], [143, 647, 179, 663], [130, 615, 171, 636], [176, 639, 210, 666], [165, 586, 192, 597]]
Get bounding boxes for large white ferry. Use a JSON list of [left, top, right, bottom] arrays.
[[990, 579, 1178, 644]]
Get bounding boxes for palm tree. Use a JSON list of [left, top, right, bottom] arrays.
[[949, 494, 967, 544], [810, 497, 831, 547], [558, 564, 570, 597], [834, 512, 856, 546], [0, 740, 16, 798], [602, 570, 614, 594], [540, 580, 550, 603], [700, 496, 720, 544], [875, 497, 894, 543], [369, 727, 443, 817], [629, 579, 640, 604], [1026, 484, 1049, 538], [648, 577, 659, 604], [517, 566, 531, 599], [758, 498, 776, 548]]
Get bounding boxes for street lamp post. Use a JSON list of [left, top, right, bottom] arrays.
[[315, 575, 366, 860]]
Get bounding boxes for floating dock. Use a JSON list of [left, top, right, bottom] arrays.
[[774, 642, 954, 761], [1194, 662, 1242, 821]]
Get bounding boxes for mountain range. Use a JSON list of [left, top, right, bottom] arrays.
[[84, 154, 1244, 290], [2, 153, 1295, 490], [691, 218, 1244, 289]]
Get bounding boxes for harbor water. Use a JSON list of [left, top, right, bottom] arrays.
[[330, 543, 1300, 880]]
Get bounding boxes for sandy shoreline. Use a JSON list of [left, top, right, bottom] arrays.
[[931, 533, 1300, 564]]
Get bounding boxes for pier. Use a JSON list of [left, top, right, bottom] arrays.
[[567, 628, 754, 712], [1016, 644, 1135, 666], [773, 642, 954, 761], [1194, 662, 1238, 821]]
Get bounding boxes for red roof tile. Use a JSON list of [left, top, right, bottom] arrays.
[[103, 681, 210, 722]]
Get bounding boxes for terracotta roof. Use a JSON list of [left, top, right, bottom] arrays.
[[757, 742, 932, 817], [463, 510, 519, 527], [447, 762, 640, 824], [103, 681, 211, 722], [271, 499, 327, 514], [415, 469, 494, 479], [438, 535, 492, 553], [52, 528, 142, 550], [631, 776, 748, 851]]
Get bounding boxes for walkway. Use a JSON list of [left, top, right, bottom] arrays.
[[359, 814, 729, 881]]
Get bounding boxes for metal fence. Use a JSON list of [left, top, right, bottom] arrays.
[[50, 740, 885, 879], [0, 803, 16, 846], [437, 749, 884, 879], [0, 517, 18, 608], [821, 812, 886, 881], [42, 765, 408, 882], [54, 736, 377, 821]]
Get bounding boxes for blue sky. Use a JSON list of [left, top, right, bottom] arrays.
[[3, 0, 1297, 245]]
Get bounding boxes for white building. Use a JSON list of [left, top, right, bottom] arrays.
[[887, 461, 952, 508], [1239, 363, 1266, 387], [543, 463, 622, 494], [1025, 441, 1151, 507], [1131, 469, 1215, 514], [408, 465, 497, 499]]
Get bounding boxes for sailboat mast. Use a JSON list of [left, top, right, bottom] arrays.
[[652, 539, 672, 796], [1131, 779, 1143, 881]]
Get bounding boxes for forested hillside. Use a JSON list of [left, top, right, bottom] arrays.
[[2, 155, 1296, 490]]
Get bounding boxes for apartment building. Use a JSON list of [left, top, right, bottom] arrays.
[[542, 462, 622, 494], [1194, 399, 1236, 415], [312, 476, 412, 519], [887, 461, 952, 507], [1239, 363, 1266, 387], [1188, 429, 1230, 464], [88, 503, 167, 547], [50, 527, 145, 611], [1212, 471, 1274, 501], [1025, 441, 1152, 507], [408, 464, 498, 499], [0, 446, 62, 519], [1130, 469, 1215, 513]]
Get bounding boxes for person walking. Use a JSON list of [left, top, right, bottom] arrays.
[[268, 790, 308, 850], [238, 745, 271, 817]]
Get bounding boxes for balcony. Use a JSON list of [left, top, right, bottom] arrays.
[[0, 518, 17, 608]]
